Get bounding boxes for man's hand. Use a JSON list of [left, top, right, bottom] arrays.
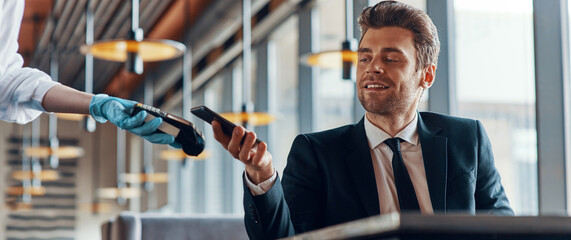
[[212, 120, 274, 184], [89, 94, 177, 146]]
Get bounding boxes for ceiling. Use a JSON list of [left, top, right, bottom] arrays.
[[18, 0, 212, 99], [18, 0, 308, 110]]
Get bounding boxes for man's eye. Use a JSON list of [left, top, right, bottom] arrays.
[[359, 58, 369, 62]]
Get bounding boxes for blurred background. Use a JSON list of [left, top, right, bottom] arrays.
[[2, 0, 570, 239]]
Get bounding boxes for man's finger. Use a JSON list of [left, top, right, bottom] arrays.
[[251, 141, 268, 167], [227, 126, 246, 159], [212, 121, 230, 148], [239, 131, 257, 162]]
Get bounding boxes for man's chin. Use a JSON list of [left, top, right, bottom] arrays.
[[361, 103, 392, 116]]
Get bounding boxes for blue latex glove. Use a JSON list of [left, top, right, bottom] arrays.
[[89, 94, 176, 145]]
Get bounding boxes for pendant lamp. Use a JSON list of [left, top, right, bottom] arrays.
[[24, 146, 84, 159], [80, 0, 185, 74], [80, 202, 113, 213], [122, 172, 169, 184], [5, 199, 33, 212], [222, 0, 275, 127], [301, 0, 358, 80], [134, 74, 170, 188], [97, 187, 141, 199], [11, 170, 59, 182], [6, 186, 46, 196], [20, 124, 33, 203], [159, 148, 210, 161], [55, 113, 90, 121], [82, 120, 112, 213], [219, 111, 276, 127], [84, 0, 97, 132], [96, 126, 142, 202]]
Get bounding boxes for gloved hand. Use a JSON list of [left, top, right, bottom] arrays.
[[89, 94, 177, 145]]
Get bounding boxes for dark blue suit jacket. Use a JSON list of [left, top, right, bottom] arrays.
[[243, 112, 513, 239]]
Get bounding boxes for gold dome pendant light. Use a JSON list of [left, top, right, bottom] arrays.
[[22, 120, 85, 161], [222, 0, 276, 127], [83, 123, 113, 213], [55, 113, 90, 121], [11, 170, 59, 182], [96, 127, 142, 203], [7, 125, 42, 211], [160, 148, 210, 161], [219, 111, 276, 127], [85, 0, 139, 204], [80, 0, 185, 73], [301, 0, 358, 80], [81, 39, 185, 63], [159, 0, 211, 165]]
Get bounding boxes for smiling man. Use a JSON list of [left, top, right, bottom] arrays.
[[212, 1, 513, 239]]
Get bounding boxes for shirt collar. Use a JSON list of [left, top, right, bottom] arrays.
[[364, 112, 419, 149]]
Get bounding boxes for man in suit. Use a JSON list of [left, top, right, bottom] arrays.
[[212, 1, 513, 239]]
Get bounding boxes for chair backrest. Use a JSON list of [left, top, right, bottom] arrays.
[[101, 218, 114, 240], [103, 212, 248, 240]]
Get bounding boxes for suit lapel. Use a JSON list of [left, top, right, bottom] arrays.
[[344, 118, 380, 216], [417, 113, 448, 212]]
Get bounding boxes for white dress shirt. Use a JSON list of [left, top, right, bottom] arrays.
[[0, 0, 59, 124], [364, 113, 433, 214]]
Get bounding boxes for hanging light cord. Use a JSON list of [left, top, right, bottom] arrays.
[[242, 0, 253, 118]]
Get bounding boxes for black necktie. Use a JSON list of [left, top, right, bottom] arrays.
[[384, 137, 420, 211]]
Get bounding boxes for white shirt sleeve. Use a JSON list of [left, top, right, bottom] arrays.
[[0, 0, 60, 124], [244, 170, 277, 196]]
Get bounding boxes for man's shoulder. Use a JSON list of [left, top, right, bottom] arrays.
[[419, 111, 479, 126], [418, 111, 484, 136], [288, 123, 364, 157], [297, 122, 361, 146]]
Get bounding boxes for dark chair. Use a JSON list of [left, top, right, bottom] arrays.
[[101, 212, 248, 240]]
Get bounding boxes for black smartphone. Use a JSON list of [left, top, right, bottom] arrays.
[[131, 103, 205, 156], [190, 105, 260, 144]]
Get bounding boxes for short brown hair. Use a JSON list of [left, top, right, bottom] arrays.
[[358, 1, 440, 70]]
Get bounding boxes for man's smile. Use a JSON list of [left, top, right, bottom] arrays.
[[365, 84, 389, 89]]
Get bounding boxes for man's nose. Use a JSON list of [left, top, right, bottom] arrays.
[[366, 57, 384, 74]]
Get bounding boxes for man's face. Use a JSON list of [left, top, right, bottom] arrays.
[[356, 27, 433, 117]]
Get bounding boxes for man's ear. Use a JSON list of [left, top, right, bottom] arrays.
[[421, 65, 436, 89]]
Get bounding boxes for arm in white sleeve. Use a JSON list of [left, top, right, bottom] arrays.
[[244, 170, 277, 196], [0, 0, 60, 124]]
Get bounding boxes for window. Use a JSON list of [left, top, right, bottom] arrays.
[[454, 0, 537, 215], [268, 15, 300, 174], [315, 0, 355, 131]]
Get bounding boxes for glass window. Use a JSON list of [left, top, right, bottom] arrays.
[[454, 0, 537, 215], [316, 0, 355, 131], [568, 0, 571, 215], [268, 15, 300, 175], [202, 74, 227, 214]]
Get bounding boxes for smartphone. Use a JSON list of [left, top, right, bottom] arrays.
[[131, 103, 205, 156], [190, 105, 260, 144]]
